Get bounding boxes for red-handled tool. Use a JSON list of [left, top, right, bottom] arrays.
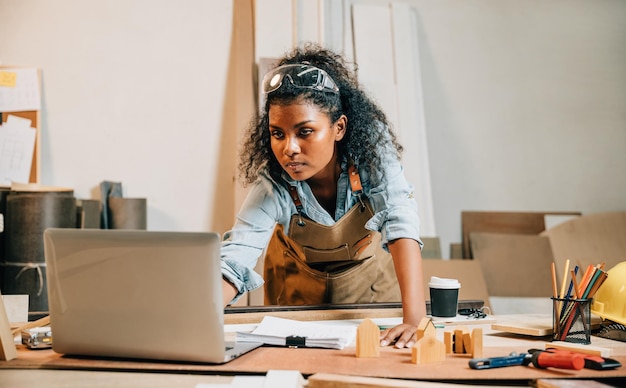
[[469, 348, 614, 371], [529, 348, 622, 370], [529, 349, 585, 370]]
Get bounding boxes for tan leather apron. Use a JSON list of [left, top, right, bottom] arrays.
[[263, 165, 401, 305]]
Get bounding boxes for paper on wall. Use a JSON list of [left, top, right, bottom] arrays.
[[0, 115, 36, 185], [0, 68, 41, 112]]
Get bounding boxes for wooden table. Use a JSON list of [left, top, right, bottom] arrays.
[[2, 310, 625, 387]]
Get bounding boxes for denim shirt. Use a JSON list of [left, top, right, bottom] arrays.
[[220, 151, 422, 303]]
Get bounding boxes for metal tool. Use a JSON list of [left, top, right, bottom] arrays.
[[470, 348, 622, 371], [529, 348, 622, 370], [469, 352, 531, 369], [469, 351, 584, 370], [21, 326, 52, 349], [527, 348, 584, 370], [597, 323, 626, 343]]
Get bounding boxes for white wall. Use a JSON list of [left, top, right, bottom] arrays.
[[0, 0, 237, 234], [1, 0, 625, 257], [412, 0, 626, 256]]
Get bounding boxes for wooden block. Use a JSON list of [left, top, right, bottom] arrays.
[[411, 335, 445, 364], [471, 328, 483, 358], [453, 331, 462, 354], [545, 341, 612, 358], [415, 317, 436, 341], [443, 331, 453, 354], [453, 326, 469, 354], [356, 318, 380, 358], [0, 290, 18, 361], [462, 332, 472, 354]]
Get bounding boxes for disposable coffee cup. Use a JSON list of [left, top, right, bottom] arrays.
[[429, 276, 461, 318]]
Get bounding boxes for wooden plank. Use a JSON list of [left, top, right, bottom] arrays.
[[352, 2, 397, 127], [541, 211, 626, 280], [422, 259, 492, 311], [537, 378, 617, 388], [3, 327, 626, 382], [11, 315, 49, 337], [309, 372, 458, 387], [391, 1, 436, 237], [225, 307, 402, 325], [224, 301, 486, 324], [461, 211, 581, 259], [0, 369, 234, 387], [546, 341, 612, 357], [491, 313, 602, 337], [0, 291, 18, 361], [469, 232, 554, 297]]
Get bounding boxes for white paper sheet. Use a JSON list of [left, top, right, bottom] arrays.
[[237, 316, 357, 350], [0, 115, 37, 185], [0, 68, 41, 112]]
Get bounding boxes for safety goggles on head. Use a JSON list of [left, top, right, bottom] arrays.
[[262, 64, 340, 95]]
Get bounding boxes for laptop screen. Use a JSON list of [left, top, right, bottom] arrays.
[[43, 228, 235, 363]]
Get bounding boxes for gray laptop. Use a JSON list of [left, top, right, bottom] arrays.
[[43, 228, 262, 363]]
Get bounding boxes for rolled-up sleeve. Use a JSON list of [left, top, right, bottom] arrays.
[[363, 154, 422, 251], [220, 178, 286, 303]]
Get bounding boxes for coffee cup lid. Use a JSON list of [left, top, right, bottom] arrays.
[[428, 276, 461, 289]]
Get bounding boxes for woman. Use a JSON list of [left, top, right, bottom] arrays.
[[220, 43, 426, 348]]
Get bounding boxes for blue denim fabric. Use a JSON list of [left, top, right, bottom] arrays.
[[221, 152, 422, 304]]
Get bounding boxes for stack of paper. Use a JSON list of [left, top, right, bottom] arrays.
[[237, 316, 356, 350]]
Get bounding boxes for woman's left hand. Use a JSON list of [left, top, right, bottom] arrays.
[[379, 323, 419, 348]]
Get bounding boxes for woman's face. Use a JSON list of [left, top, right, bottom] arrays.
[[268, 102, 346, 182]]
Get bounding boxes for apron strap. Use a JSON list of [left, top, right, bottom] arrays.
[[287, 163, 366, 218], [287, 186, 306, 226], [348, 164, 366, 210]]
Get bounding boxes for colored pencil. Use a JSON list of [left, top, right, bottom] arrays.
[[551, 262, 560, 335], [559, 259, 570, 299]]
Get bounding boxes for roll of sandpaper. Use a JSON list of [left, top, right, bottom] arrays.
[[76, 199, 101, 229], [2, 190, 76, 318], [107, 197, 147, 230]]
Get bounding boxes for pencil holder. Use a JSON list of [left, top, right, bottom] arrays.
[[551, 297, 591, 344]]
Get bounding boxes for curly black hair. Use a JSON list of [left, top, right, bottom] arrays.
[[238, 43, 403, 186]]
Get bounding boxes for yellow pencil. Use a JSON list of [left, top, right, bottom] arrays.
[[551, 262, 558, 299], [559, 259, 570, 299], [551, 262, 560, 338]]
